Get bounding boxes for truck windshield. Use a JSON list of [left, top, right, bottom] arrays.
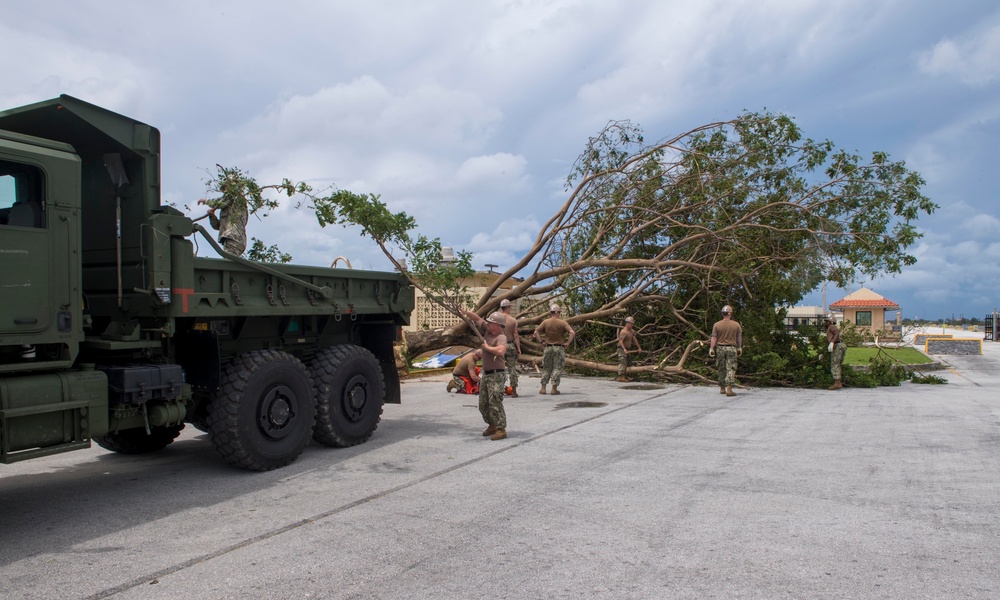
[[0, 160, 43, 228], [0, 175, 14, 209]]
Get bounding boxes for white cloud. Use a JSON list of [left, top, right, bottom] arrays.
[[919, 21, 1000, 87], [228, 78, 503, 157], [454, 153, 529, 191], [960, 213, 1000, 238], [903, 102, 1000, 193], [467, 217, 542, 253], [0, 23, 156, 116], [3, 0, 997, 321]]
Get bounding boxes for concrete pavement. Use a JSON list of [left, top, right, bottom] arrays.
[[2, 341, 1000, 599]]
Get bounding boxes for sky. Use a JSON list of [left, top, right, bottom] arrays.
[[2, 0, 998, 321]]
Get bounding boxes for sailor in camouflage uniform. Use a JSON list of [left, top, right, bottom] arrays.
[[460, 309, 511, 440], [825, 316, 846, 390], [616, 316, 642, 382], [198, 174, 248, 256], [533, 304, 575, 395], [708, 305, 742, 397], [499, 298, 521, 396]]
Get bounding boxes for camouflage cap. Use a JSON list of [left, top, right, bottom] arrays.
[[500, 299, 511, 308], [721, 305, 733, 314], [625, 316, 635, 323], [550, 304, 560, 313]]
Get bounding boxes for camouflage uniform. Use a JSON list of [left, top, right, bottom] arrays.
[[479, 371, 507, 429], [452, 374, 480, 394], [826, 321, 846, 382], [831, 342, 846, 380], [504, 342, 519, 390], [541, 345, 566, 388], [535, 311, 573, 390], [617, 346, 631, 377], [716, 345, 738, 387], [205, 189, 248, 256]]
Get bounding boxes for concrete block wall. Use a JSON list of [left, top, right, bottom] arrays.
[[925, 338, 981, 355], [914, 333, 952, 346]]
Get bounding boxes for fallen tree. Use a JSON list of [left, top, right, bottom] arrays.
[[362, 113, 933, 383], [215, 111, 935, 384]]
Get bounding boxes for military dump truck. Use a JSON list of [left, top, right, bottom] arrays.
[[0, 95, 414, 471]]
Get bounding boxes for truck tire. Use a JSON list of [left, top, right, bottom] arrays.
[[188, 398, 210, 432], [94, 424, 185, 454], [310, 345, 385, 447], [207, 350, 315, 471]]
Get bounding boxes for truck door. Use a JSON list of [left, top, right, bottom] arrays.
[[0, 160, 50, 335]]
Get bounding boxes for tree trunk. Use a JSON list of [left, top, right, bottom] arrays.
[[402, 326, 478, 359]]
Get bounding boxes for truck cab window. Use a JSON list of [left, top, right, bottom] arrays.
[[0, 160, 44, 228]]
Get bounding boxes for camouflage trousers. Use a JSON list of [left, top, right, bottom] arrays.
[[209, 210, 248, 256], [541, 345, 566, 387], [617, 347, 632, 376], [221, 236, 247, 256], [452, 375, 477, 394], [831, 342, 846, 380], [716, 346, 738, 387], [479, 371, 507, 429], [505, 343, 519, 390]]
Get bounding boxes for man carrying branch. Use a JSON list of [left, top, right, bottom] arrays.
[[617, 316, 642, 382], [461, 310, 510, 441]]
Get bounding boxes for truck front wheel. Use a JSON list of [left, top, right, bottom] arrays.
[[207, 350, 315, 471], [95, 424, 184, 454], [310, 345, 385, 447]]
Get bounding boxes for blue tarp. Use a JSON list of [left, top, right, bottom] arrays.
[[411, 347, 469, 369]]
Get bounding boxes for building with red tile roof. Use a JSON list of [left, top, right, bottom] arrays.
[[829, 287, 900, 331]]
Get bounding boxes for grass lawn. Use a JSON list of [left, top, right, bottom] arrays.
[[844, 347, 933, 365]]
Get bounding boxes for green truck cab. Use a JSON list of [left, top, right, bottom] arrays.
[[0, 95, 414, 471]]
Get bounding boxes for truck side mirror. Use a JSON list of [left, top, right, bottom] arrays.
[[103, 153, 130, 192]]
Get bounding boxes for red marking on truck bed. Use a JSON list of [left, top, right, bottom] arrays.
[[174, 288, 195, 313]]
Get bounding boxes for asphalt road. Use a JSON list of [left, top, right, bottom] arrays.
[[2, 343, 999, 599]]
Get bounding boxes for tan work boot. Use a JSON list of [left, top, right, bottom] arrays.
[[719, 387, 726, 394], [725, 386, 736, 397], [510, 388, 519, 398], [539, 385, 547, 395], [482, 424, 498, 437], [446, 380, 458, 393], [616, 376, 629, 382], [829, 380, 843, 390], [551, 386, 560, 395], [490, 428, 507, 441]]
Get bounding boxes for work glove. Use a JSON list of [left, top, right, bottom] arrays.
[[828, 342, 834, 353], [737, 348, 743, 357], [708, 349, 715, 358]]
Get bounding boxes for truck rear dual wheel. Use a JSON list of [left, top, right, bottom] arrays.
[[95, 424, 185, 454], [207, 350, 315, 471], [310, 345, 385, 447]]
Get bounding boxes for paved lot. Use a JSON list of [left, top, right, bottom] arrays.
[[2, 342, 999, 599]]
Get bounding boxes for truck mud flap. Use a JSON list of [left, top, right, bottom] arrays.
[[175, 329, 221, 393]]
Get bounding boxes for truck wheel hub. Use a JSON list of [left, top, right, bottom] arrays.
[[259, 385, 296, 439], [343, 375, 369, 422]]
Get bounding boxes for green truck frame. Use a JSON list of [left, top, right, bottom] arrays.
[[0, 95, 414, 471]]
